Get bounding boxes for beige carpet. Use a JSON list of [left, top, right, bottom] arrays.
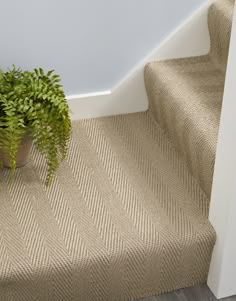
[[145, 0, 234, 197], [0, 0, 234, 300], [0, 112, 215, 300]]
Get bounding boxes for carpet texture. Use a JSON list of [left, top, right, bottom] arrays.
[[0, 0, 234, 300], [0, 112, 215, 300], [144, 0, 234, 197]]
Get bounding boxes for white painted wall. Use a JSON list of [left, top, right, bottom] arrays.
[[0, 0, 205, 95], [207, 3, 236, 299], [68, 0, 213, 120]]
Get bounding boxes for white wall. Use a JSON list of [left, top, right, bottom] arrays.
[[69, 0, 213, 120], [0, 0, 205, 95], [207, 2, 236, 299]]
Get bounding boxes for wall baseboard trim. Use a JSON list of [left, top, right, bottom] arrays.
[[68, 0, 213, 121]]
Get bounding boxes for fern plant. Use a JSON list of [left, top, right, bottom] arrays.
[[0, 66, 71, 184]]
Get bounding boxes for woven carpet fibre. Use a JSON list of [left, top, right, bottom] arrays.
[[0, 112, 215, 300], [0, 0, 234, 300], [145, 0, 234, 198]]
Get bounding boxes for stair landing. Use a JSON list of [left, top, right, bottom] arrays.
[[0, 112, 215, 301]]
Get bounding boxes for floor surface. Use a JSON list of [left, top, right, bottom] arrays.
[[139, 285, 236, 301]]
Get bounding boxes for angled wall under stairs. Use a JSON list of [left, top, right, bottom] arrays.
[[0, 0, 234, 300]]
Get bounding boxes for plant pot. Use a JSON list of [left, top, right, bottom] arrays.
[[0, 136, 32, 168]]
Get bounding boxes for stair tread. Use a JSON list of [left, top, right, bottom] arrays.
[[208, 0, 235, 72], [144, 0, 234, 198], [0, 112, 215, 300], [145, 55, 224, 197], [213, 0, 234, 18], [210, 0, 234, 29]]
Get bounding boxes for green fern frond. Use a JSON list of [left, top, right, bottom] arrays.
[[0, 66, 71, 184]]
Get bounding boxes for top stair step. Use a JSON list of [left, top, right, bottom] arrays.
[[208, 0, 235, 72]]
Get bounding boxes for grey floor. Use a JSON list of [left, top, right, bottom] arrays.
[[139, 285, 236, 301]]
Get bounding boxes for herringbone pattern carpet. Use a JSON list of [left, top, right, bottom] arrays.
[[0, 112, 215, 300], [144, 0, 234, 197], [0, 0, 234, 300]]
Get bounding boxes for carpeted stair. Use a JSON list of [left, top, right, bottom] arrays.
[[0, 0, 234, 300], [144, 0, 234, 197]]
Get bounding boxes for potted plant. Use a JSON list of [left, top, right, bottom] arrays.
[[0, 66, 71, 184]]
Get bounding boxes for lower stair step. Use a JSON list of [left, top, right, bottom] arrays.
[[144, 55, 224, 197], [0, 112, 216, 301]]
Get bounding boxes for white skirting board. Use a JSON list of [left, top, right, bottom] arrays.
[[68, 0, 214, 121]]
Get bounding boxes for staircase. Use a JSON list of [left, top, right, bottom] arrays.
[[0, 0, 234, 300], [145, 0, 234, 198]]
